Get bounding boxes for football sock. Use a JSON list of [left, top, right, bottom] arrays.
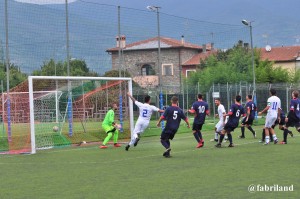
[[241, 126, 245, 137], [265, 135, 270, 143], [198, 131, 202, 140], [219, 134, 225, 143], [103, 132, 113, 145], [193, 132, 200, 143], [161, 139, 169, 149], [272, 134, 278, 141], [262, 129, 265, 141], [283, 129, 289, 142], [113, 130, 119, 143], [227, 133, 233, 144], [247, 126, 255, 135], [215, 132, 219, 140]]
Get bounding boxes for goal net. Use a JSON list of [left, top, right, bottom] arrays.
[[0, 76, 134, 154]]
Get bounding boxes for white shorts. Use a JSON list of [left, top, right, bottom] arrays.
[[265, 116, 277, 128], [215, 120, 224, 132], [132, 119, 150, 138]]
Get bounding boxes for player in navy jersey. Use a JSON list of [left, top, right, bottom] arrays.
[[189, 94, 209, 148], [281, 90, 300, 144], [215, 95, 245, 148], [239, 95, 257, 139], [157, 96, 190, 158]]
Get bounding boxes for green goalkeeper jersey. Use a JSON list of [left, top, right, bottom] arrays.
[[102, 109, 115, 126]]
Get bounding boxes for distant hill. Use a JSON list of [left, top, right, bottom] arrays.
[[1, 0, 299, 75]]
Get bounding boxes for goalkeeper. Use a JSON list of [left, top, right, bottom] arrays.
[[99, 103, 121, 149]]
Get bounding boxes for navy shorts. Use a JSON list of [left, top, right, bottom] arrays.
[[161, 128, 177, 140], [241, 117, 254, 125], [286, 116, 300, 128], [224, 123, 237, 133], [192, 123, 203, 131]]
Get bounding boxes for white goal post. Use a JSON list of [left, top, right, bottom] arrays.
[[28, 76, 134, 154]]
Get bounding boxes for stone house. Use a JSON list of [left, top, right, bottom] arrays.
[[106, 36, 212, 93]]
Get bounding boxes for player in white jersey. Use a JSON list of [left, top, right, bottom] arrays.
[[125, 92, 164, 151], [210, 98, 227, 142], [258, 89, 281, 145]]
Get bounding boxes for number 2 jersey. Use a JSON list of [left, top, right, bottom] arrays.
[[135, 101, 159, 122], [191, 100, 209, 124], [226, 103, 245, 128]]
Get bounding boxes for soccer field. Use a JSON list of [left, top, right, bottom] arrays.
[[0, 123, 299, 199]]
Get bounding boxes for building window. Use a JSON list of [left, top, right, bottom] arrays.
[[162, 64, 173, 76], [141, 64, 155, 76], [186, 70, 196, 77]]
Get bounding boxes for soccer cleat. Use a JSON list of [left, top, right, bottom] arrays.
[[228, 143, 234, 147], [100, 145, 108, 149], [125, 145, 130, 151], [210, 139, 218, 142], [134, 138, 140, 147], [280, 141, 287, 144], [196, 142, 203, 148], [253, 132, 257, 138], [238, 135, 245, 139], [114, 143, 121, 147], [274, 139, 278, 144], [288, 131, 294, 137], [215, 143, 222, 148], [163, 148, 171, 158], [263, 142, 269, 145], [201, 139, 204, 147]]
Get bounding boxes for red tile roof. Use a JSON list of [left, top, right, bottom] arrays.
[[182, 50, 217, 66], [260, 46, 300, 62], [107, 36, 202, 52]]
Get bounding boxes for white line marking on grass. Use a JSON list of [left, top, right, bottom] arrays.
[[0, 134, 298, 165]]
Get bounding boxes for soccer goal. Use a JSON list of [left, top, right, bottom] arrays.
[[27, 76, 134, 154]]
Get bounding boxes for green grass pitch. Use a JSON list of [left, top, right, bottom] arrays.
[[0, 120, 299, 199]]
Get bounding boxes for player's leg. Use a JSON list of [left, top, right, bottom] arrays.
[[259, 128, 266, 143], [239, 117, 247, 138], [160, 131, 172, 158], [264, 116, 276, 144], [246, 118, 256, 138], [215, 128, 227, 147], [227, 128, 234, 147], [198, 124, 204, 147], [269, 127, 278, 144], [192, 123, 201, 146], [134, 122, 149, 147], [113, 129, 121, 147], [100, 125, 115, 148]]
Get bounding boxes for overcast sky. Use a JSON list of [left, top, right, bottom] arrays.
[[15, 0, 77, 4]]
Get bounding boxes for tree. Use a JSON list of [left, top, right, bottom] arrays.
[[188, 43, 292, 92], [32, 59, 98, 76], [0, 62, 27, 91]]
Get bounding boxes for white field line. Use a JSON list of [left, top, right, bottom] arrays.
[[0, 134, 298, 165]]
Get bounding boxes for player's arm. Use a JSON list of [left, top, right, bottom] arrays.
[[205, 109, 210, 116], [258, 103, 270, 115], [222, 112, 226, 123], [245, 106, 250, 121], [184, 118, 190, 128], [156, 115, 165, 127], [127, 92, 136, 103]]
